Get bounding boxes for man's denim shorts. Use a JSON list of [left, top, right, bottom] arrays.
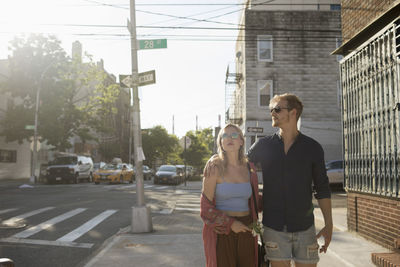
[[262, 224, 319, 264]]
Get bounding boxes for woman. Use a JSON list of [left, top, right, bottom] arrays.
[[200, 123, 261, 267]]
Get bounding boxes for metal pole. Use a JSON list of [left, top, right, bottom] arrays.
[[128, 88, 133, 165], [129, 0, 152, 233], [31, 62, 55, 183], [31, 86, 40, 183], [184, 136, 187, 186]]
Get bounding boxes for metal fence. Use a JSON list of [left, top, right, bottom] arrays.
[[340, 17, 400, 198]]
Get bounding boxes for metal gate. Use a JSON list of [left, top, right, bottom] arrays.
[[340, 17, 400, 198]]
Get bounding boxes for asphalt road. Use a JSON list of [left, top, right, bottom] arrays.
[[0, 180, 180, 267]]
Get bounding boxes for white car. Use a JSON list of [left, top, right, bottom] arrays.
[[325, 160, 344, 185]]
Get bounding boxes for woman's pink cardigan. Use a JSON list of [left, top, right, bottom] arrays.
[[200, 162, 262, 267]]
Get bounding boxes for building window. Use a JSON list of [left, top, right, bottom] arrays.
[[257, 35, 273, 62], [330, 4, 341, 10], [257, 80, 273, 107], [0, 150, 17, 163]]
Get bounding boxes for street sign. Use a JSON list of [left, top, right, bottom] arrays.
[[247, 127, 263, 133], [119, 70, 156, 88], [179, 136, 191, 149], [138, 39, 167, 50], [25, 125, 35, 130]]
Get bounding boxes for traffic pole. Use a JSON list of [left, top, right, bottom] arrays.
[[129, 0, 152, 233]]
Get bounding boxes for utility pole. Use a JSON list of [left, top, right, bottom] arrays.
[[129, 0, 152, 233], [128, 88, 133, 165], [172, 115, 175, 135]]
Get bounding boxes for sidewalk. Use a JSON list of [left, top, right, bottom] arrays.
[[84, 182, 389, 267]]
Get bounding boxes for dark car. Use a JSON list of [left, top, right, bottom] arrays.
[[133, 165, 154, 181], [154, 165, 183, 185]]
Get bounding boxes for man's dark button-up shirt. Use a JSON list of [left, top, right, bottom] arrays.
[[247, 132, 331, 232]]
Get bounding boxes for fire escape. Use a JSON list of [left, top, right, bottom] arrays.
[[224, 63, 243, 125]]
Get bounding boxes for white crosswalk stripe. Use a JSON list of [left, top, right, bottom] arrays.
[[2, 207, 54, 226], [13, 208, 87, 238], [0, 207, 119, 248], [174, 194, 200, 212], [57, 209, 117, 242], [0, 208, 18, 215]]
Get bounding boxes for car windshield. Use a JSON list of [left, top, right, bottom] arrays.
[[158, 166, 176, 172], [49, 157, 77, 165], [102, 164, 122, 170]]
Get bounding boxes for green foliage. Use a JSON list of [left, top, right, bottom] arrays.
[[0, 34, 123, 152], [182, 128, 214, 171], [141, 126, 182, 168]]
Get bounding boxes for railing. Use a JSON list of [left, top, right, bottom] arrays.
[[340, 17, 400, 198]]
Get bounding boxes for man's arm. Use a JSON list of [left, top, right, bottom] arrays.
[[316, 198, 333, 253]]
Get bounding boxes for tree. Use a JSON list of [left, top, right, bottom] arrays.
[[182, 128, 214, 173], [0, 34, 124, 152], [141, 126, 182, 168]]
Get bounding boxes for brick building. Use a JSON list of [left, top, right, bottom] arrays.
[[226, 0, 343, 162], [333, 1, 400, 265]]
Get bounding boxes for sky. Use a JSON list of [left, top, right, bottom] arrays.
[[0, 0, 243, 138]]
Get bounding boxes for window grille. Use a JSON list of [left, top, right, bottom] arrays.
[[340, 18, 400, 198]]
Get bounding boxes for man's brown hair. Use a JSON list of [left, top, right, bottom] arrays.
[[270, 93, 303, 121]]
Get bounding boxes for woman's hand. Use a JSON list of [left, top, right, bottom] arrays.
[[230, 220, 251, 233]]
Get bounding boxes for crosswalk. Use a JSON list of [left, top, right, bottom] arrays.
[[102, 184, 170, 191], [0, 207, 118, 248], [174, 192, 201, 213]]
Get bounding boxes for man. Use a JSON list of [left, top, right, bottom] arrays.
[[247, 93, 332, 267]]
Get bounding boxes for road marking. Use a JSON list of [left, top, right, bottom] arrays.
[[0, 237, 93, 248], [175, 207, 200, 212], [0, 208, 18, 215], [144, 185, 154, 188], [2, 207, 55, 226], [155, 186, 168, 190], [176, 203, 199, 207], [57, 209, 118, 242], [13, 208, 87, 239]]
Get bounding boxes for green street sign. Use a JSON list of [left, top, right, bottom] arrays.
[[25, 125, 35, 130], [138, 39, 167, 50]]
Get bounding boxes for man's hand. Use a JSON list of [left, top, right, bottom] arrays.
[[230, 220, 251, 233], [316, 224, 333, 253], [203, 156, 218, 177]]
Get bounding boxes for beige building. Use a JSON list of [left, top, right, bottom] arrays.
[[226, 0, 342, 161]]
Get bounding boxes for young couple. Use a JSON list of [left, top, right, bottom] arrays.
[[200, 93, 333, 267]]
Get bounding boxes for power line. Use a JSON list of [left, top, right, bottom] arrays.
[[38, 23, 341, 32]]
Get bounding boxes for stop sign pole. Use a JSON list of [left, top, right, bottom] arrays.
[[129, 0, 152, 233]]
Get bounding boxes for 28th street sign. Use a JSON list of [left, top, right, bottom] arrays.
[[138, 39, 167, 50], [119, 70, 156, 88]]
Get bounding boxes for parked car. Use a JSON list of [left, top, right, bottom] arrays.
[[93, 163, 134, 184], [93, 162, 106, 172], [46, 154, 93, 184], [154, 165, 183, 185], [326, 160, 344, 185], [132, 165, 153, 180], [176, 165, 193, 179]]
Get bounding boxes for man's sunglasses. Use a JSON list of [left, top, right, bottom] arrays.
[[270, 106, 291, 113], [221, 132, 240, 139]]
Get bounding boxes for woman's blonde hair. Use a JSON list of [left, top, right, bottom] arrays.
[[204, 123, 247, 176]]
